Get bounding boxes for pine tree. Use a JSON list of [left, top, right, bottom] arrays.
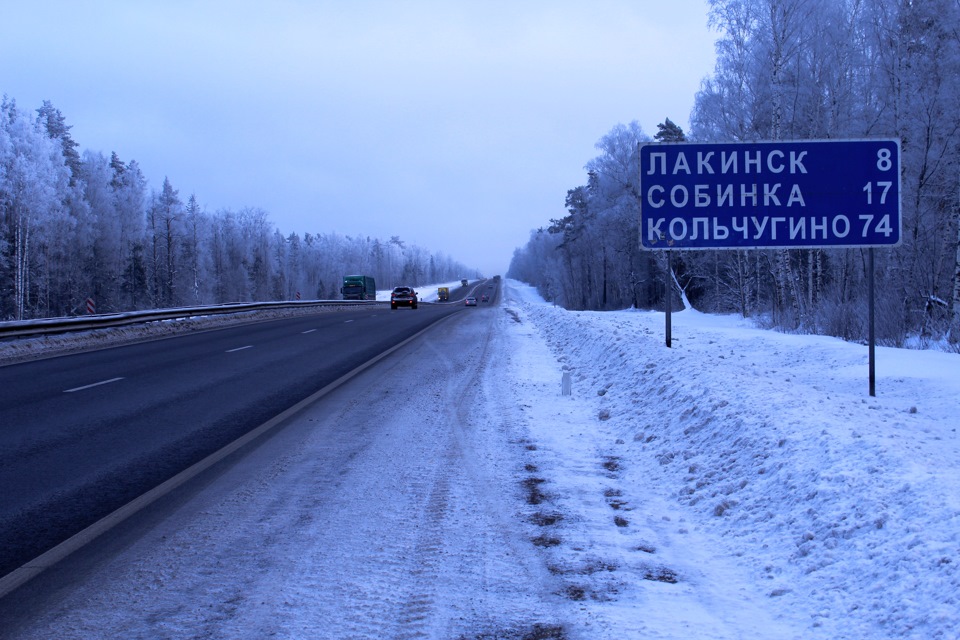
[[36, 101, 82, 186], [654, 118, 686, 143]]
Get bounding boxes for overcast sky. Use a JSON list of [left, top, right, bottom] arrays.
[[2, 1, 716, 276]]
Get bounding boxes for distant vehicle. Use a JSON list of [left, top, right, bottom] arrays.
[[437, 286, 450, 301], [464, 296, 477, 306], [391, 286, 418, 310], [493, 275, 501, 281], [461, 279, 468, 287], [481, 294, 489, 302], [341, 275, 376, 300]]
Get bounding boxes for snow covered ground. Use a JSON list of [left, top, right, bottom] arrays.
[[2, 278, 958, 638], [498, 279, 960, 638]]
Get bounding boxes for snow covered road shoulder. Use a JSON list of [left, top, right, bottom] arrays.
[[500, 279, 960, 638]]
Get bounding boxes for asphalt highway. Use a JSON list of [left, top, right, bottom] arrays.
[[0, 292, 485, 578]]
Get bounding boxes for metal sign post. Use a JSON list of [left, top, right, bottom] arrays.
[[665, 250, 672, 348], [869, 248, 876, 397]]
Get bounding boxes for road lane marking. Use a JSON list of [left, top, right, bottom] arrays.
[[0, 312, 460, 600], [344, 320, 354, 323], [63, 377, 125, 393], [226, 345, 253, 353], [301, 329, 317, 334]]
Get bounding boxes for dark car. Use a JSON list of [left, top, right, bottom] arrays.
[[464, 296, 477, 306], [480, 294, 489, 302], [391, 286, 418, 309]]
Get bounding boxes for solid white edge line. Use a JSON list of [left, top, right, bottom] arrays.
[[63, 377, 125, 394], [0, 310, 460, 600]]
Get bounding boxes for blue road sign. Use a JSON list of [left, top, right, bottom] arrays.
[[639, 139, 901, 249]]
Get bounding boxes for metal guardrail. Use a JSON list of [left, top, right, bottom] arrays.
[[0, 300, 384, 339]]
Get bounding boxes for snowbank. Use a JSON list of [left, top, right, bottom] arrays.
[[501, 278, 959, 638]]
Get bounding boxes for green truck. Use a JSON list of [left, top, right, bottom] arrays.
[[341, 275, 376, 300]]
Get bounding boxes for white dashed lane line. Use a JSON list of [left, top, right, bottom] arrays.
[[225, 345, 253, 353], [63, 377, 125, 393], [301, 329, 317, 334]]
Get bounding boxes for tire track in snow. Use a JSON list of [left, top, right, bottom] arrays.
[[394, 464, 452, 638], [444, 306, 571, 635], [2, 303, 568, 639]]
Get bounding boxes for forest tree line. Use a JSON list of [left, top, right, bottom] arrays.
[[0, 97, 473, 321], [508, 0, 960, 348]]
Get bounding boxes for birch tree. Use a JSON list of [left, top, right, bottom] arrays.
[[863, 0, 960, 342], [181, 194, 207, 304], [80, 150, 120, 310], [147, 178, 185, 307], [0, 98, 72, 319], [1, 96, 476, 318], [111, 155, 147, 309]]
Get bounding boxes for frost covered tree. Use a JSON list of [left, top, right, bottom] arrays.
[[1, 97, 73, 319], [511, 0, 959, 348], [80, 150, 120, 310], [147, 178, 184, 307], [110, 154, 147, 309], [864, 0, 960, 342], [688, 0, 960, 342], [512, 121, 655, 310], [36, 100, 82, 186], [182, 194, 207, 305], [0, 96, 477, 319]]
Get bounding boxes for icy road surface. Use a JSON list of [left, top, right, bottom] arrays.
[[3, 278, 958, 639], [5, 298, 578, 638]]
